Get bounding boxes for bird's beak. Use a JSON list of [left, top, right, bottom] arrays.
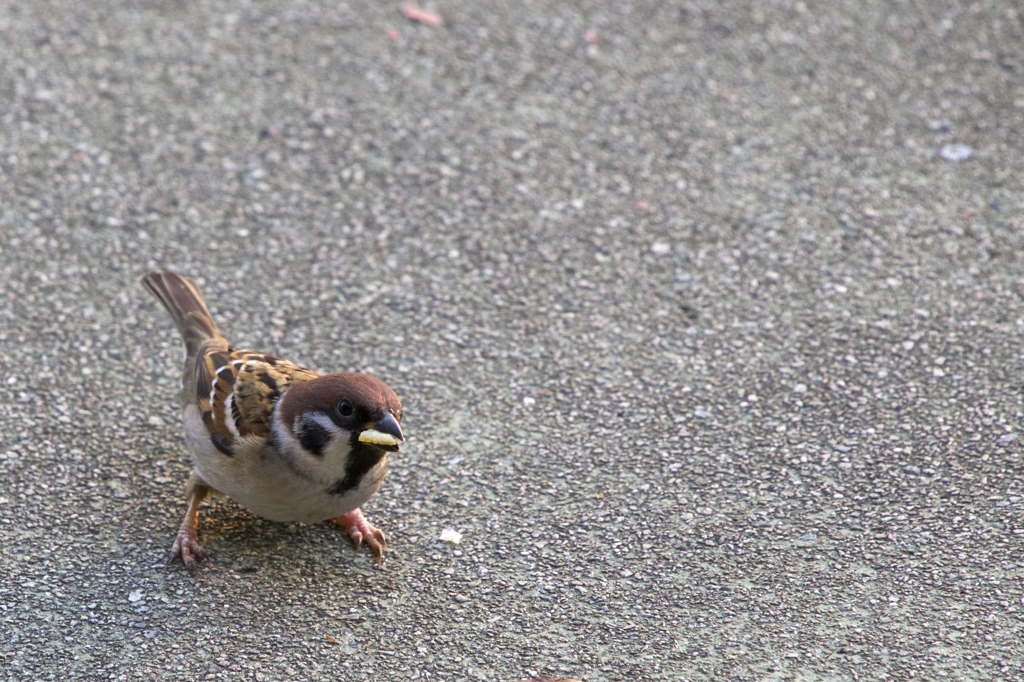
[[358, 412, 405, 449]]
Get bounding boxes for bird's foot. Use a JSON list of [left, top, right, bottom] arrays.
[[169, 481, 210, 571], [169, 522, 208, 570], [330, 509, 386, 564]]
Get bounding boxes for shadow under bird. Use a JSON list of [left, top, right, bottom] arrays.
[[141, 271, 404, 568]]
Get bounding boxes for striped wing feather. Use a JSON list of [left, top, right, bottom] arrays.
[[194, 347, 319, 454]]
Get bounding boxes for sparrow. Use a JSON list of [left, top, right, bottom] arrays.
[[141, 271, 404, 568]]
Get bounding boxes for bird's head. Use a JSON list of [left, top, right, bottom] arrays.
[[278, 372, 404, 461]]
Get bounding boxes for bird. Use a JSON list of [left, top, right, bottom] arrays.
[[141, 271, 404, 569]]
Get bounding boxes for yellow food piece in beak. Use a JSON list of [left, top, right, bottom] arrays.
[[358, 429, 401, 446]]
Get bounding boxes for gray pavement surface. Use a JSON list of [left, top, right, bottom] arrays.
[[2, 1, 1023, 680]]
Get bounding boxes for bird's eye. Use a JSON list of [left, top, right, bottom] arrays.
[[337, 401, 354, 417]]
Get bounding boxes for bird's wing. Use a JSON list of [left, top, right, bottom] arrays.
[[193, 346, 320, 454]]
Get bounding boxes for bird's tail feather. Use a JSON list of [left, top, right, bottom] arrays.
[[141, 271, 222, 356]]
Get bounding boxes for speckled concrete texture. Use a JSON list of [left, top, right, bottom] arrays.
[[2, 1, 1023, 680]]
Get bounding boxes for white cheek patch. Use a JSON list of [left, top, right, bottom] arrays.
[[300, 412, 341, 437]]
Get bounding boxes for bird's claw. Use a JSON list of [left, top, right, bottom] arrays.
[[331, 509, 386, 564], [169, 525, 208, 570]]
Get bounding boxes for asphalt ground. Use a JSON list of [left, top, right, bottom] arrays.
[[1, 1, 1023, 680]]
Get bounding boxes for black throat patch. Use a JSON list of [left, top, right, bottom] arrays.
[[327, 441, 387, 495]]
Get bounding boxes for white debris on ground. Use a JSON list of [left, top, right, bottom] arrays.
[[439, 529, 462, 544], [939, 143, 972, 161]]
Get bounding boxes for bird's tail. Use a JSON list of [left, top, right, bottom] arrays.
[[141, 271, 222, 356]]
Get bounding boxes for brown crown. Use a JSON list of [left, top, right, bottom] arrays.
[[279, 373, 402, 430]]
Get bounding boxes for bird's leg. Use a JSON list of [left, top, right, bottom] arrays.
[[170, 477, 210, 570], [330, 509, 386, 563]]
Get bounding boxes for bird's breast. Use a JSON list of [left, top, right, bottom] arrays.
[[184, 405, 387, 523]]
